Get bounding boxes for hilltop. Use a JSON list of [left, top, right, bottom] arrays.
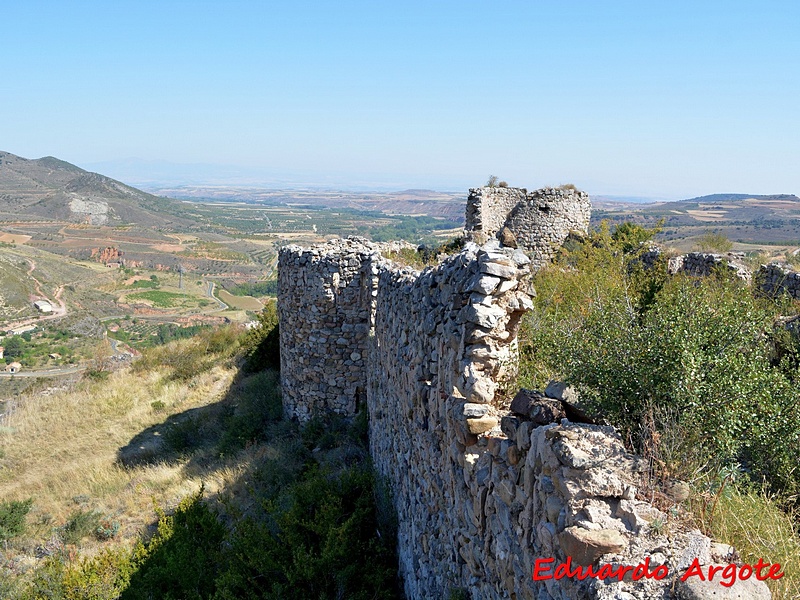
[[0, 152, 192, 228], [593, 189, 800, 251], [680, 193, 800, 203]]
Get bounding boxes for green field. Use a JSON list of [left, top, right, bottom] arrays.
[[126, 290, 196, 309], [217, 289, 263, 311]]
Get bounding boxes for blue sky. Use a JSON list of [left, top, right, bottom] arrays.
[[2, 1, 798, 197]]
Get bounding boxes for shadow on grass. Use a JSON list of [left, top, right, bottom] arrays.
[[110, 365, 401, 600], [116, 369, 284, 474]]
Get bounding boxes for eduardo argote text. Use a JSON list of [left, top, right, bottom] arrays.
[[533, 556, 784, 587]]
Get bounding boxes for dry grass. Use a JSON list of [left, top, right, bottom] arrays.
[[0, 341, 244, 556], [709, 489, 800, 600]]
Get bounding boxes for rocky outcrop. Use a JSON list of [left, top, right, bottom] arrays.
[[90, 246, 124, 265]]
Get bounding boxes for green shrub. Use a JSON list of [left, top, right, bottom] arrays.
[[62, 509, 102, 545], [522, 223, 800, 494], [61, 548, 135, 599], [216, 370, 283, 455], [95, 517, 121, 541], [611, 220, 662, 254], [241, 302, 280, 373], [695, 231, 734, 252], [134, 326, 240, 382], [0, 498, 33, 541], [214, 466, 398, 600], [121, 491, 226, 600]]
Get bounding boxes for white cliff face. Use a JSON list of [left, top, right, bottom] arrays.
[[69, 196, 110, 225], [276, 187, 771, 599]]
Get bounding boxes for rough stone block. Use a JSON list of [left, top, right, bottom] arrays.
[[510, 389, 566, 425], [557, 526, 627, 566], [468, 415, 499, 435]]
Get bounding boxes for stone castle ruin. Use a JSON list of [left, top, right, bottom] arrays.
[[277, 186, 770, 599], [465, 186, 591, 271]]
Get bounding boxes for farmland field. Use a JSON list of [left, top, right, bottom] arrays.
[[217, 289, 262, 310], [124, 290, 200, 309]]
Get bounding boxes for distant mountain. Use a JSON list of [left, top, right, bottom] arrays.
[[0, 151, 192, 227], [680, 193, 800, 203]]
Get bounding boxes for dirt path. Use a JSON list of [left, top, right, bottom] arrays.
[[1, 260, 68, 331]]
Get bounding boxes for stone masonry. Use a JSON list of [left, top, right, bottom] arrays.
[[465, 186, 591, 271], [667, 252, 751, 282], [277, 190, 770, 599], [755, 262, 800, 299], [278, 238, 380, 421]]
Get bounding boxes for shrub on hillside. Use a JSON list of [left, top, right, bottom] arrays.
[[241, 302, 280, 373], [133, 326, 241, 382], [216, 370, 283, 455], [121, 491, 226, 600], [695, 231, 734, 252], [214, 466, 398, 600], [0, 498, 33, 542], [521, 222, 800, 495]]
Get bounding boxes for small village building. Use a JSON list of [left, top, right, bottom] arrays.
[[0, 346, 4, 359], [7, 325, 36, 336], [34, 300, 53, 313], [5, 362, 22, 374], [49, 353, 62, 360]]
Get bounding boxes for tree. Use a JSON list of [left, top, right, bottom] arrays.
[[3, 336, 24, 360]]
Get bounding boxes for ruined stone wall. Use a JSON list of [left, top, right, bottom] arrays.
[[755, 262, 800, 298], [465, 187, 527, 239], [667, 252, 751, 282], [277, 235, 768, 599], [465, 186, 591, 271], [277, 238, 380, 421], [367, 243, 534, 596]]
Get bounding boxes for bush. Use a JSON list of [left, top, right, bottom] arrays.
[[695, 231, 734, 252], [62, 548, 135, 599], [95, 517, 121, 541], [62, 510, 102, 545], [0, 498, 33, 541], [133, 326, 240, 382], [522, 223, 800, 494], [241, 302, 280, 373], [214, 466, 398, 600], [216, 370, 283, 455], [611, 220, 662, 254], [121, 491, 226, 600]]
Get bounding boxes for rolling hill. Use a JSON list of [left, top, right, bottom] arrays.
[[593, 190, 800, 251], [0, 151, 193, 227], [680, 193, 800, 203]]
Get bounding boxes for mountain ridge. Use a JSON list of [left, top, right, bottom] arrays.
[[680, 192, 800, 203], [0, 151, 192, 228]]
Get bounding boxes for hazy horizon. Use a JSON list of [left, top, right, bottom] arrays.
[[3, 1, 798, 199]]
